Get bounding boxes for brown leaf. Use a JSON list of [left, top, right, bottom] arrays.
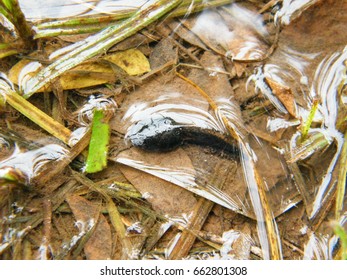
[[265, 77, 297, 117], [188, 51, 236, 100], [66, 195, 112, 260], [181, 4, 271, 60], [109, 74, 209, 135], [149, 37, 177, 69], [264, 0, 347, 109], [117, 148, 197, 216]]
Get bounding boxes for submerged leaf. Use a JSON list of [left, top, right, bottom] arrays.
[[8, 59, 111, 91], [105, 49, 150, 76], [265, 77, 297, 117], [117, 148, 198, 216], [66, 195, 112, 260], [22, 0, 182, 98], [8, 49, 150, 91]]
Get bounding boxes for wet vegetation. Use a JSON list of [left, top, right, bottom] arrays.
[[0, 0, 346, 260]]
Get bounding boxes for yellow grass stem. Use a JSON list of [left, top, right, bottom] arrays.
[[5, 89, 72, 145]]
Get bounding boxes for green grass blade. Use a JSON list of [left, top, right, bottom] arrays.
[[0, 0, 33, 46], [36, 10, 136, 29], [85, 110, 110, 173], [333, 224, 347, 260], [300, 99, 319, 142], [1, 0, 13, 11], [0, 5, 10, 19], [33, 0, 234, 38], [23, 0, 182, 98]]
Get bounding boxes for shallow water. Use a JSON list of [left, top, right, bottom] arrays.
[[0, 0, 346, 260]]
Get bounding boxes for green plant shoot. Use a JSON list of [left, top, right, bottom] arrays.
[[334, 224, 347, 260], [300, 98, 319, 142], [85, 109, 110, 173]]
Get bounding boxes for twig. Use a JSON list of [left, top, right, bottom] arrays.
[[41, 198, 53, 260], [168, 197, 214, 259]]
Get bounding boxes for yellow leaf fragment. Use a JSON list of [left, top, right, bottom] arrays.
[[8, 49, 150, 92], [8, 59, 35, 86], [8, 59, 112, 91], [104, 48, 151, 76]]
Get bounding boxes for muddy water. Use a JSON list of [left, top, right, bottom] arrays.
[[1, 0, 346, 260]]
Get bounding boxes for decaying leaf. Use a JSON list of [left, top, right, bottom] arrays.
[[265, 77, 297, 117], [8, 49, 150, 91], [149, 37, 177, 69], [105, 48, 150, 76], [117, 148, 197, 216], [181, 4, 272, 61], [66, 194, 112, 260]]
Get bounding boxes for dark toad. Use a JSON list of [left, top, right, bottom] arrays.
[[127, 116, 239, 159]]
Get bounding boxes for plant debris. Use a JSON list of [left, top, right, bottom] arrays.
[[0, 0, 346, 260]]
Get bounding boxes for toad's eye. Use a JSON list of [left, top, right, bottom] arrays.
[[163, 119, 171, 125]]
